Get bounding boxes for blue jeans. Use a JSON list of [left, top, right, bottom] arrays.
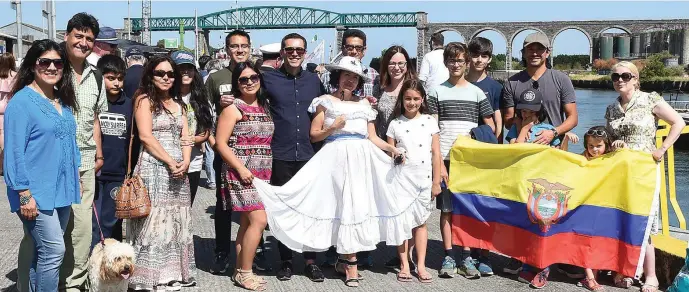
[[92, 180, 123, 249], [204, 142, 216, 185], [20, 206, 71, 292]]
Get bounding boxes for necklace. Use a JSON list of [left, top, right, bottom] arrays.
[[30, 84, 59, 105]]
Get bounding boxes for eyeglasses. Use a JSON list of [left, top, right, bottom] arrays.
[[344, 45, 365, 52], [238, 74, 260, 85], [586, 129, 608, 137], [153, 70, 175, 78], [228, 44, 250, 50], [611, 72, 635, 82], [532, 81, 539, 90], [388, 61, 407, 69], [445, 59, 466, 66], [283, 47, 306, 56], [36, 58, 64, 70]]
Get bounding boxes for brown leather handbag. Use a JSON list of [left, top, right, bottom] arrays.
[[115, 101, 151, 219]]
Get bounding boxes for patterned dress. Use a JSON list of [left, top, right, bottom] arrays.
[[605, 90, 663, 234], [127, 104, 196, 290], [375, 91, 397, 139], [221, 99, 274, 211]]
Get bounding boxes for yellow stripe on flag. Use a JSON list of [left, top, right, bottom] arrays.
[[448, 137, 657, 216]]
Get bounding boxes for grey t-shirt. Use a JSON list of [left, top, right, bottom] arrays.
[[501, 69, 576, 127]]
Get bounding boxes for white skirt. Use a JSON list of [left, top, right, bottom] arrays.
[[253, 138, 433, 254]]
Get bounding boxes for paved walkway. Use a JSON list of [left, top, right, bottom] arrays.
[[0, 179, 645, 292]]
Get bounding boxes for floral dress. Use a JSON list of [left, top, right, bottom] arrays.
[[605, 90, 662, 234], [221, 99, 274, 211], [127, 104, 196, 290]]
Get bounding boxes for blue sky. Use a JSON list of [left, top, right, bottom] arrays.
[[3, 1, 689, 65]]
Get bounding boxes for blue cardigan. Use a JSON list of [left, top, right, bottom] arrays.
[[4, 86, 81, 212]]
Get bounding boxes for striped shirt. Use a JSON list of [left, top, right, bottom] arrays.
[[72, 62, 108, 171], [427, 81, 493, 160]]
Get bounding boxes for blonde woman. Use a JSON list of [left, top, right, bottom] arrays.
[[605, 61, 685, 292]]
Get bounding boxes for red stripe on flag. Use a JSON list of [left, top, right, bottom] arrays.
[[452, 214, 642, 277]]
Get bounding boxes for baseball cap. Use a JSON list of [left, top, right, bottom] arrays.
[[171, 51, 196, 67], [516, 89, 543, 111], [523, 32, 550, 49], [125, 47, 144, 58], [96, 27, 119, 45]]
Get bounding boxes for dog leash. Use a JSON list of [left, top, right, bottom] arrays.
[[92, 201, 105, 243]]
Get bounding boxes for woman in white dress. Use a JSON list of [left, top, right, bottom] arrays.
[[252, 56, 433, 287]]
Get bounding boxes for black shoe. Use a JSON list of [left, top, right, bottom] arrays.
[[210, 252, 230, 275], [253, 251, 272, 272], [304, 263, 325, 282], [277, 261, 293, 281]]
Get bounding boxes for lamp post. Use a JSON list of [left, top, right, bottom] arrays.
[[11, 0, 22, 62]]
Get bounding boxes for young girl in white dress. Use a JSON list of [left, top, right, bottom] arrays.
[[252, 57, 432, 287], [385, 79, 441, 283]]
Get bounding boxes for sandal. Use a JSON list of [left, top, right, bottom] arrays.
[[233, 269, 266, 291], [614, 274, 633, 289], [338, 258, 360, 287], [640, 284, 659, 292], [416, 269, 433, 283], [336, 258, 364, 280], [397, 271, 413, 282], [578, 278, 604, 291]]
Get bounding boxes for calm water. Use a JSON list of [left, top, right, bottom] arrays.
[[572, 89, 688, 227]]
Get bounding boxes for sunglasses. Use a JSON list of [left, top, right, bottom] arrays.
[[238, 74, 260, 85], [283, 47, 306, 56], [36, 58, 64, 70], [153, 70, 175, 78], [586, 129, 608, 137], [611, 72, 634, 82], [344, 45, 365, 52]]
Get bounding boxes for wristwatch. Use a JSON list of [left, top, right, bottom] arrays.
[[552, 128, 559, 137], [19, 194, 32, 206]]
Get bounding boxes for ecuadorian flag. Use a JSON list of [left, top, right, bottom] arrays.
[[449, 136, 658, 277]]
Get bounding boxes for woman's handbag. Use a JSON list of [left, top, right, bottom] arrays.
[[115, 101, 151, 219]]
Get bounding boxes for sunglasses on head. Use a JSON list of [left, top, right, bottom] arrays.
[[36, 58, 64, 70], [153, 70, 175, 78], [586, 129, 608, 137], [283, 47, 306, 55], [611, 72, 634, 82], [238, 74, 260, 85]]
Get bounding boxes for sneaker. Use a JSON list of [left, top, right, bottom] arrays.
[[277, 261, 293, 281], [323, 248, 338, 267], [518, 269, 536, 284], [358, 254, 373, 268], [210, 252, 230, 275], [503, 258, 523, 275], [304, 263, 325, 282], [208, 182, 216, 190], [438, 256, 456, 278], [477, 259, 494, 276], [556, 264, 585, 279], [456, 257, 481, 279], [530, 268, 550, 289], [253, 251, 272, 271]]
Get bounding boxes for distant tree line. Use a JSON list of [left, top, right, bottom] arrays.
[[592, 51, 686, 80]]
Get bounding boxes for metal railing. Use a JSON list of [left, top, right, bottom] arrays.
[[656, 120, 688, 235]]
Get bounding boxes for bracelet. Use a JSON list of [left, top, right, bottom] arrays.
[[19, 194, 32, 206], [95, 156, 104, 161]]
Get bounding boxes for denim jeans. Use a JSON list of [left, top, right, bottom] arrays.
[[204, 142, 216, 185], [20, 206, 71, 292], [91, 180, 123, 250]]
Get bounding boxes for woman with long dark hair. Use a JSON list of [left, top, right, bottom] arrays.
[[0, 52, 17, 173], [215, 61, 273, 290], [5, 39, 80, 291], [171, 51, 213, 205], [375, 45, 416, 139], [127, 55, 197, 291]]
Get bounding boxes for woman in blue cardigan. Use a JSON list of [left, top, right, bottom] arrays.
[[4, 39, 80, 292]]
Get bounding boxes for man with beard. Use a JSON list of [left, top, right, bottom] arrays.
[[501, 32, 579, 289]]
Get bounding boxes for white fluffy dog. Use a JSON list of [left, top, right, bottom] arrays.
[[89, 238, 136, 292]]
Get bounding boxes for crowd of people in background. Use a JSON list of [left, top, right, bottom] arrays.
[[0, 11, 685, 292]]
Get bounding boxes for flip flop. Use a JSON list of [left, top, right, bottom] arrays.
[[641, 284, 659, 292], [416, 270, 433, 283], [397, 271, 413, 282]]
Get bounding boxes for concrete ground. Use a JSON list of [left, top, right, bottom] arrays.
[[0, 178, 654, 292]]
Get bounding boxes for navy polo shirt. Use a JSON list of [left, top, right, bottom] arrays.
[[262, 66, 325, 161]]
